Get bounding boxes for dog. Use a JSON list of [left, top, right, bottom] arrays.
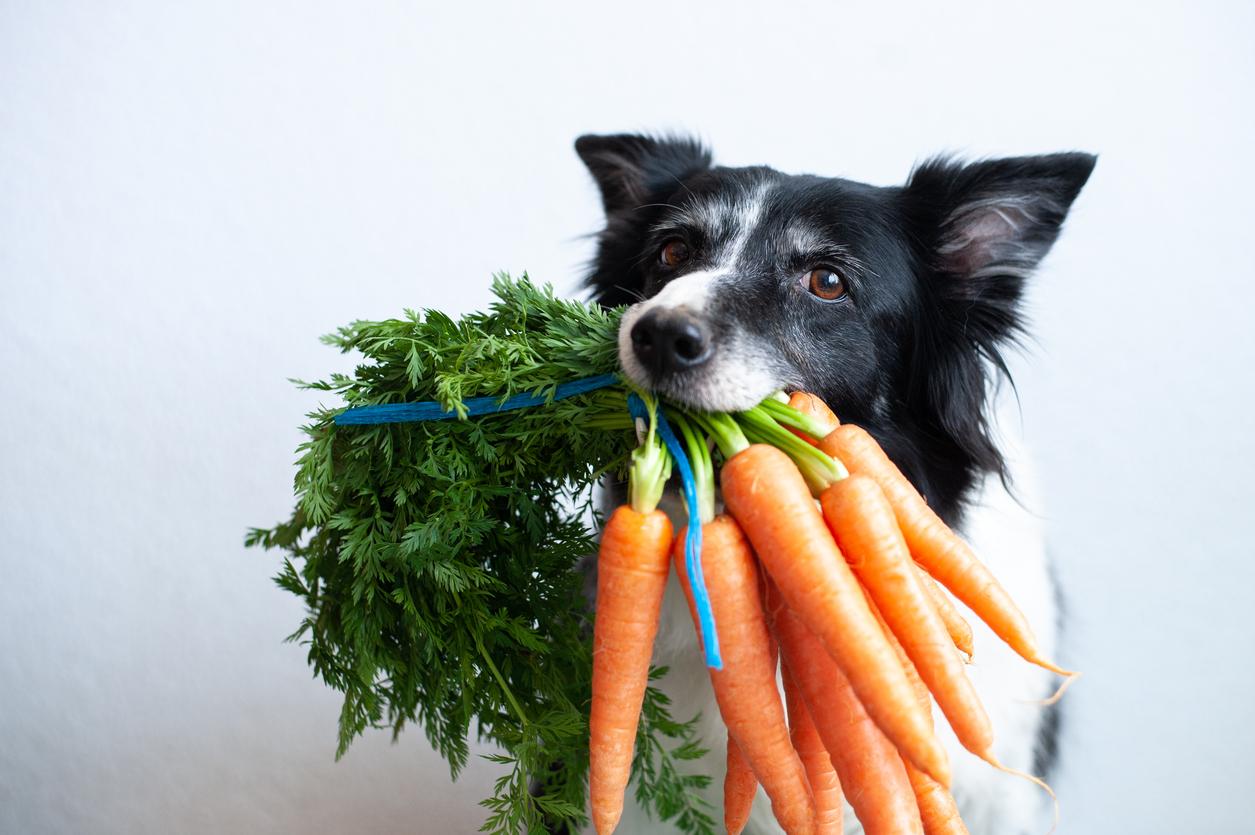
[[576, 133, 1094, 835]]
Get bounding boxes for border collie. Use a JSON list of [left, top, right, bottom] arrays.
[[576, 133, 1094, 835]]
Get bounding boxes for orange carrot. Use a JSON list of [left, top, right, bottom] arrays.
[[917, 565, 975, 660], [588, 506, 673, 835], [873, 577, 1060, 831], [821, 474, 995, 762], [725, 620, 781, 834], [786, 392, 840, 446], [765, 579, 923, 835], [867, 590, 969, 835], [725, 737, 759, 835], [781, 665, 844, 835], [674, 515, 816, 835], [721, 444, 949, 787], [906, 759, 968, 835], [819, 424, 1071, 676]]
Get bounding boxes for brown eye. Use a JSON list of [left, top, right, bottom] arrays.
[[804, 268, 846, 301], [659, 239, 690, 267]]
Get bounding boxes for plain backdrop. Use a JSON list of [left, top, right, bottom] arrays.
[[3, 2, 1253, 833]]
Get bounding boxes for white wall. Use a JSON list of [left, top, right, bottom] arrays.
[[3, 2, 1252, 832]]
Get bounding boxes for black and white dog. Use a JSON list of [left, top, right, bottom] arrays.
[[576, 133, 1094, 835]]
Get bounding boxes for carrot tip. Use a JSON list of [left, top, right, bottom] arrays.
[[1032, 657, 1078, 678], [592, 810, 622, 835], [1018, 670, 1082, 707], [980, 752, 1060, 835]]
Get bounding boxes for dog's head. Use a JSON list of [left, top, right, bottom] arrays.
[[577, 133, 1094, 511]]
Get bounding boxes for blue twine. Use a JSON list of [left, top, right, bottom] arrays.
[[333, 374, 723, 668], [334, 373, 620, 425], [627, 394, 722, 670]]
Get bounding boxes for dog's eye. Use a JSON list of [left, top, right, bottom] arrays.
[[803, 268, 846, 301], [659, 239, 690, 268]]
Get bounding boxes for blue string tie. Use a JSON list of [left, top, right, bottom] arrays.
[[334, 373, 620, 425], [627, 394, 722, 670]]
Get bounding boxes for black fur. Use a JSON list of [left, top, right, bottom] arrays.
[[1033, 696, 1063, 782], [1033, 553, 1071, 781], [577, 133, 1095, 525]]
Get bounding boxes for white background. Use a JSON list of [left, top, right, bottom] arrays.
[[3, 2, 1253, 833]]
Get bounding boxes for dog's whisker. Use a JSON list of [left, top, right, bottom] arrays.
[[613, 285, 647, 303]]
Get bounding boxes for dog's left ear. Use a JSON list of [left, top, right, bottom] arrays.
[[899, 152, 1096, 485], [903, 152, 1096, 293], [575, 133, 712, 216]]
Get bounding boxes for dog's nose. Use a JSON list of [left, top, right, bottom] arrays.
[[630, 309, 712, 375]]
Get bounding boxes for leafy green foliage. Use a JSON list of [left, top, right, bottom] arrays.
[[631, 667, 717, 835], [248, 275, 712, 834]]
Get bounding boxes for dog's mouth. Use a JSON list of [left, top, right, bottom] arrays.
[[626, 371, 780, 413], [616, 304, 786, 412]]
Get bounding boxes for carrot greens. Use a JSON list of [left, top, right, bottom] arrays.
[[247, 276, 713, 834]]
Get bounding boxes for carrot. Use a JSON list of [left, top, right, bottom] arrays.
[[866, 588, 969, 835], [588, 505, 673, 835], [725, 621, 781, 834], [674, 515, 816, 835], [821, 474, 995, 763], [727, 561, 773, 835], [725, 737, 759, 835], [781, 665, 844, 835], [785, 392, 840, 446], [917, 564, 975, 660], [906, 757, 968, 835], [787, 391, 840, 432], [819, 424, 1072, 677], [765, 578, 923, 835], [873, 578, 1060, 833], [721, 444, 949, 787]]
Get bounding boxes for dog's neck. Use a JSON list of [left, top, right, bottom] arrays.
[[865, 414, 985, 528]]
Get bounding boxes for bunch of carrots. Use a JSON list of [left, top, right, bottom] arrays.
[[589, 392, 1075, 835]]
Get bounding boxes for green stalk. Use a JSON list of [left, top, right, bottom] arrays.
[[670, 412, 715, 524], [628, 391, 672, 514], [580, 389, 635, 431], [758, 395, 834, 441], [474, 633, 530, 728], [737, 406, 847, 496], [688, 410, 749, 460]]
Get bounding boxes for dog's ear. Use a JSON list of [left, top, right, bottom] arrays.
[[577, 134, 712, 306], [905, 153, 1096, 291], [575, 133, 712, 215], [899, 153, 1096, 486]]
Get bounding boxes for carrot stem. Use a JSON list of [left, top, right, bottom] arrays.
[[690, 411, 750, 459], [737, 406, 847, 494], [758, 395, 833, 440], [671, 412, 715, 525], [627, 390, 671, 514]]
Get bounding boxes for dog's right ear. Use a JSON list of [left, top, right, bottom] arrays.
[[575, 133, 712, 215]]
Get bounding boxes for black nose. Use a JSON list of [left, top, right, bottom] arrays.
[[630, 309, 712, 375]]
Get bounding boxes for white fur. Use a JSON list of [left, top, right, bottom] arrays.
[[722, 182, 772, 268], [661, 181, 772, 266], [605, 398, 1059, 835]]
